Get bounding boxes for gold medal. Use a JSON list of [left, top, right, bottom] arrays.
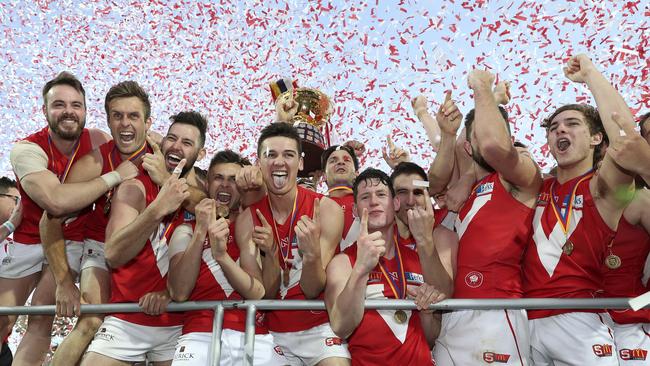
[[282, 267, 291, 287], [606, 254, 621, 269], [394, 310, 407, 324], [562, 240, 574, 256], [216, 204, 230, 219]]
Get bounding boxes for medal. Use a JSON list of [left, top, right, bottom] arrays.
[[282, 267, 291, 287], [394, 310, 407, 324], [605, 239, 621, 269], [606, 254, 621, 269], [562, 240, 574, 256], [216, 204, 230, 219]]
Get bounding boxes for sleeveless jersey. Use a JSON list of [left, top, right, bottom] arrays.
[[603, 215, 650, 324], [453, 172, 534, 298], [108, 171, 182, 327], [167, 213, 268, 334], [344, 243, 432, 366], [85, 141, 153, 242], [249, 186, 329, 332], [14, 127, 92, 244], [330, 193, 355, 239], [523, 173, 615, 319]]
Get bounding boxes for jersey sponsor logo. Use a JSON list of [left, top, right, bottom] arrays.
[[483, 352, 511, 363], [465, 271, 483, 288], [476, 182, 494, 196], [573, 195, 583, 209], [619, 348, 648, 361], [536, 192, 550, 206], [325, 337, 343, 346], [174, 345, 196, 360], [592, 344, 614, 357], [405, 272, 424, 284], [183, 211, 195, 221]]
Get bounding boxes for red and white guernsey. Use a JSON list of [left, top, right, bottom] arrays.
[[343, 243, 432, 366], [85, 141, 152, 243], [603, 216, 650, 324], [330, 193, 355, 239], [168, 213, 268, 335], [249, 186, 329, 332], [523, 172, 615, 319], [454, 172, 534, 298], [14, 127, 92, 244], [108, 171, 182, 327]]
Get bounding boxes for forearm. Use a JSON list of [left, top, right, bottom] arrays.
[[106, 204, 165, 268], [0, 226, 11, 243], [418, 112, 441, 151], [473, 86, 512, 158], [182, 186, 207, 214], [261, 254, 281, 299], [416, 239, 453, 296], [330, 268, 368, 339], [41, 216, 73, 284], [428, 132, 457, 194], [585, 71, 635, 136], [48, 178, 112, 217], [420, 311, 441, 348], [168, 229, 206, 301], [216, 254, 265, 299], [240, 189, 266, 208], [300, 255, 326, 299]]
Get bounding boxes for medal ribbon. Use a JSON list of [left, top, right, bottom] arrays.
[[268, 192, 299, 270], [377, 233, 407, 299], [327, 185, 353, 195], [549, 170, 594, 235], [107, 142, 148, 171], [48, 134, 81, 183]]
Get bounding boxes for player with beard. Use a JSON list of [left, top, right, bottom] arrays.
[[325, 168, 444, 365], [522, 55, 636, 365], [432, 71, 542, 366], [3, 72, 138, 366], [237, 123, 350, 365], [38, 81, 151, 365], [167, 150, 285, 365], [81, 111, 207, 365], [321, 145, 360, 250]]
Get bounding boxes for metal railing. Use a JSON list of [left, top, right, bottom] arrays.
[[0, 298, 646, 366]]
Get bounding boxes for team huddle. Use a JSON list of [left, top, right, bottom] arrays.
[[0, 53, 649, 366]]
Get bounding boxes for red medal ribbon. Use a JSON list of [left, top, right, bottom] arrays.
[[549, 170, 594, 235], [268, 192, 299, 270], [377, 233, 407, 299]]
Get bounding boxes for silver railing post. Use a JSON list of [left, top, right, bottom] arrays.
[[243, 303, 256, 366], [210, 304, 225, 366]]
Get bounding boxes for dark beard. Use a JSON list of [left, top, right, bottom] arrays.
[[48, 113, 83, 141]]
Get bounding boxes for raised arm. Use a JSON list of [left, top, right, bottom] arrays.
[[428, 92, 462, 194], [325, 209, 383, 338], [236, 208, 274, 298], [296, 198, 343, 299], [468, 71, 542, 193], [105, 161, 189, 268]]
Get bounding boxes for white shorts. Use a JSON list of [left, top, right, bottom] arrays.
[[86, 315, 182, 362], [0, 240, 82, 279], [270, 323, 350, 366], [80, 238, 108, 271], [172, 330, 287, 366], [530, 312, 618, 366], [434, 309, 530, 365], [612, 322, 650, 364]]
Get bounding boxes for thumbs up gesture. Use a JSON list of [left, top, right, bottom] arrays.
[[295, 198, 322, 261], [354, 208, 386, 275]]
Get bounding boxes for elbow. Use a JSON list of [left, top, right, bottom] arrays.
[[42, 198, 67, 218], [330, 319, 352, 340], [168, 287, 190, 303], [105, 248, 125, 269]]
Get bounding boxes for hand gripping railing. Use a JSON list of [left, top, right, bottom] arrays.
[[0, 298, 645, 366]]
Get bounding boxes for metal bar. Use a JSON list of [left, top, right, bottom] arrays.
[[0, 298, 646, 316], [243, 304, 256, 366], [210, 304, 225, 366]]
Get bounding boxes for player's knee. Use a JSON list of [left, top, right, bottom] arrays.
[[25, 314, 55, 334], [76, 316, 104, 337]]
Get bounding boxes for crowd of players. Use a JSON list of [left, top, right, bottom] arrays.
[[0, 53, 649, 366]]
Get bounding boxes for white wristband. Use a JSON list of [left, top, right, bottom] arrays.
[[100, 171, 122, 189], [2, 221, 15, 233]]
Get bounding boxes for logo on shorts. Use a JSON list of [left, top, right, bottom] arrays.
[[94, 328, 114, 342], [483, 352, 511, 363], [1, 257, 10, 265], [325, 337, 343, 347], [465, 271, 483, 288], [274, 346, 284, 355], [620, 348, 648, 361], [174, 345, 195, 360], [592, 344, 614, 357]]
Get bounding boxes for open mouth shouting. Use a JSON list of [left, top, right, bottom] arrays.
[[556, 137, 571, 153], [165, 152, 184, 170], [216, 191, 232, 206]]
